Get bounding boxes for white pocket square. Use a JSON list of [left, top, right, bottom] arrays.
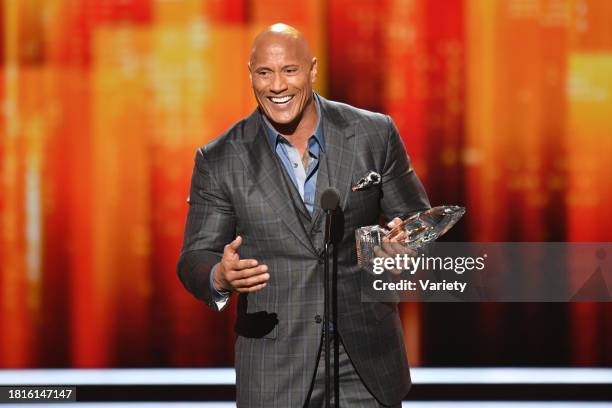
[[352, 171, 381, 191]]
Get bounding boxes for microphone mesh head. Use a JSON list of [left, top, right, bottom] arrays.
[[321, 188, 341, 211]]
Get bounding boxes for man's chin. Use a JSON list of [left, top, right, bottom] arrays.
[[264, 110, 297, 126], [270, 116, 295, 125]]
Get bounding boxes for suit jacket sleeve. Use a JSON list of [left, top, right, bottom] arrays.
[[380, 115, 431, 219], [177, 146, 236, 311]]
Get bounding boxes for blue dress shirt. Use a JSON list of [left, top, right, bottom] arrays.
[[261, 98, 324, 214]]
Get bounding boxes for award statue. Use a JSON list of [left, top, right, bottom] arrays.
[[356, 205, 465, 268]]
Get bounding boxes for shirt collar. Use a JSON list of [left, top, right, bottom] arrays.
[[261, 93, 325, 152]]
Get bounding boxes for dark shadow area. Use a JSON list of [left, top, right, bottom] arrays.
[[234, 294, 279, 338]]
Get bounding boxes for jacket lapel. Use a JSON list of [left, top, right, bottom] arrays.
[[318, 96, 356, 212], [233, 110, 318, 256]]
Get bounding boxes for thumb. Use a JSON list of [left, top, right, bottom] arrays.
[[225, 235, 242, 255]]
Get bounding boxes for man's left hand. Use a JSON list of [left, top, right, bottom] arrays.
[[372, 217, 416, 275]]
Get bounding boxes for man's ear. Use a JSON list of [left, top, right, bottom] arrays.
[[247, 62, 253, 82], [310, 57, 318, 83]]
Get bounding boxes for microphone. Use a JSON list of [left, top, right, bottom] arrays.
[[321, 188, 340, 244]]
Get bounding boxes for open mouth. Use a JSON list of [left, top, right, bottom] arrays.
[[267, 95, 295, 104]]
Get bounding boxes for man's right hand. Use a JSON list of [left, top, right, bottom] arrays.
[[213, 236, 269, 293]]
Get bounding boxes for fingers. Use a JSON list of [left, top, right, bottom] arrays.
[[387, 217, 402, 229], [386, 229, 407, 242], [386, 227, 407, 242], [237, 282, 268, 293], [382, 241, 407, 257], [232, 264, 268, 280], [232, 266, 270, 292], [386, 218, 408, 242], [373, 245, 389, 259], [234, 258, 259, 270], [223, 258, 262, 274], [376, 240, 404, 257], [224, 262, 270, 293]]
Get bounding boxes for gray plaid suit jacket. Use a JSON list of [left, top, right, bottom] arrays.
[[177, 94, 430, 407]]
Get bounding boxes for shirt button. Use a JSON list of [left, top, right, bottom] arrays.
[[293, 162, 298, 168], [314, 315, 322, 324]]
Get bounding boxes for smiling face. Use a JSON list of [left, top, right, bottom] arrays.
[[249, 29, 317, 128]]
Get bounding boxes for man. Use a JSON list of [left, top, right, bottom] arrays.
[[177, 23, 430, 407]]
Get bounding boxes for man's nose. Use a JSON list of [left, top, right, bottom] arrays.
[[270, 73, 288, 93]]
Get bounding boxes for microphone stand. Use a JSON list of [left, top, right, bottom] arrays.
[[323, 211, 339, 408], [333, 239, 339, 408], [324, 239, 331, 408]]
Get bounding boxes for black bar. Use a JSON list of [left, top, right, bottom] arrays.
[[68, 384, 612, 402]]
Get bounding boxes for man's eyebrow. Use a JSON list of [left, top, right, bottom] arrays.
[[252, 64, 299, 72]]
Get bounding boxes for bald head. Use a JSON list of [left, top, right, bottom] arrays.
[[250, 23, 313, 66], [248, 23, 318, 130]]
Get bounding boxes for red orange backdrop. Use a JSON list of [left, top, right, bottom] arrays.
[[1, 0, 611, 368]]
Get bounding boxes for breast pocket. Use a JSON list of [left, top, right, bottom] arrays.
[[346, 182, 381, 227]]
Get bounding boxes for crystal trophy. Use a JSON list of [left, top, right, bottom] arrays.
[[356, 205, 465, 268]]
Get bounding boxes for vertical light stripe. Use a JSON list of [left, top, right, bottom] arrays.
[[25, 159, 42, 287], [1, 0, 32, 367], [465, 0, 497, 241]]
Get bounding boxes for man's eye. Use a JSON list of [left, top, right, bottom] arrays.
[[258, 71, 270, 77], [286, 68, 297, 74]]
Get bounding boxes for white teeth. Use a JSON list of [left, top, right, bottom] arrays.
[[270, 95, 293, 104]]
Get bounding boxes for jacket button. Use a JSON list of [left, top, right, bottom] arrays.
[[314, 315, 322, 324]]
